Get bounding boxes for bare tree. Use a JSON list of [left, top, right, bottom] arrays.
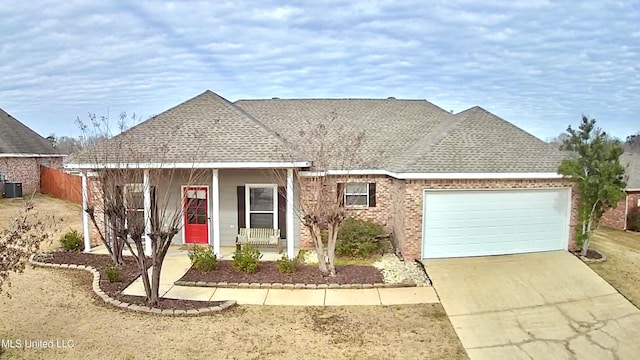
[[74, 112, 207, 305], [546, 132, 569, 149], [0, 197, 57, 297], [275, 113, 367, 276]]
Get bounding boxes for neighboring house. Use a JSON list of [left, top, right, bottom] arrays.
[[601, 152, 640, 230], [0, 108, 63, 194], [65, 90, 577, 260]]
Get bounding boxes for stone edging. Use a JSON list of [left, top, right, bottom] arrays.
[[29, 257, 236, 316], [174, 280, 417, 289]]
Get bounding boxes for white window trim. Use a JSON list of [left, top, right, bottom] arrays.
[[123, 183, 144, 240], [245, 184, 278, 229], [344, 182, 369, 208]]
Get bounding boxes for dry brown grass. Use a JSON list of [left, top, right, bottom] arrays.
[[0, 197, 466, 359], [589, 228, 640, 307], [0, 194, 83, 252], [0, 267, 467, 360]]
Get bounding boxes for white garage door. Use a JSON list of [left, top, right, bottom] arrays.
[[422, 189, 570, 259]]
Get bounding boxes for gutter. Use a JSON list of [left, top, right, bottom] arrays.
[[0, 154, 67, 158], [298, 169, 564, 180]]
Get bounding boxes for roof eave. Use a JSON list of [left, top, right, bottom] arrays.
[[298, 169, 564, 180], [64, 161, 312, 170], [0, 153, 65, 158]]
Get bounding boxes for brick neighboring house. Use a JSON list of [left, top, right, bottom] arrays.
[[65, 90, 577, 260], [601, 152, 640, 230], [0, 108, 63, 194]]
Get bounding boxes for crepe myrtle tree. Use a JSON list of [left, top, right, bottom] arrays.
[[0, 197, 57, 298], [275, 113, 372, 276], [89, 167, 206, 305], [559, 115, 627, 256], [75, 112, 208, 305]]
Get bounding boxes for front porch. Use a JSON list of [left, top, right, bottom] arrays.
[[80, 167, 301, 259]]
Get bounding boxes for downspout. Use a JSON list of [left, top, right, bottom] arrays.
[[624, 193, 629, 230]]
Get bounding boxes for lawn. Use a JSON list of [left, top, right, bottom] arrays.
[[0, 194, 83, 252], [0, 268, 467, 360], [0, 196, 467, 360], [589, 228, 640, 307]]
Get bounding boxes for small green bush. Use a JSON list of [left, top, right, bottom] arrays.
[[628, 208, 640, 232], [60, 229, 83, 251], [276, 255, 298, 274], [232, 244, 262, 273], [105, 266, 121, 283], [188, 245, 218, 271], [336, 217, 386, 258]]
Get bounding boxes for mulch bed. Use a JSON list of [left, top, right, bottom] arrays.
[[581, 249, 604, 260], [572, 249, 604, 260], [35, 251, 224, 310], [179, 260, 384, 285]]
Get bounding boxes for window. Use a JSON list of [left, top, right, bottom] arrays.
[[246, 185, 277, 228], [124, 183, 144, 231], [345, 182, 369, 206], [339, 182, 376, 207]]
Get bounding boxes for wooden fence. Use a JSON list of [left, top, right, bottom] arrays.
[[40, 166, 83, 204]]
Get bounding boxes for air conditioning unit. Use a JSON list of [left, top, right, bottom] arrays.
[[4, 182, 22, 198]]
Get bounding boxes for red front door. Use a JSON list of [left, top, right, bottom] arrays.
[[184, 187, 209, 244]]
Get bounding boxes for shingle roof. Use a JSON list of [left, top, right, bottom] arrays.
[[0, 108, 59, 155], [234, 98, 453, 170], [621, 152, 640, 189], [67, 90, 307, 165], [69, 90, 564, 174], [235, 100, 564, 173], [398, 107, 566, 173]]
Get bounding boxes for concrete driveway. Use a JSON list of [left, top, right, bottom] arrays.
[[424, 251, 640, 360]]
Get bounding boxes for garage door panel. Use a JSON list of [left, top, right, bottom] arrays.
[[422, 189, 569, 259]]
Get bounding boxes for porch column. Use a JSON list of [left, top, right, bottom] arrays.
[[286, 168, 295, 259], [143, 169, 152, 256], [81, 172, 91, 253], [211, 169, 221, 256]]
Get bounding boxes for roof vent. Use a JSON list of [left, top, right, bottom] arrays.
[[387, 97, 396, 100]]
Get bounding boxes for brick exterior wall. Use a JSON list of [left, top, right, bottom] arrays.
[[299, 176, 579, 261], [298, 175, 394, 249], [0, 156, 64, 195], [389, 178, 406, 252], [601, 191, 640, 230]]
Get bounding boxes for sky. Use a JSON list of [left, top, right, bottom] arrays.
[[1, 0, 638, 141]]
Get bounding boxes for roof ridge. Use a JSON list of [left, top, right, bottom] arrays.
[[0, 107, 59, 155], [210, 92, 308, 161], [236, 98, 432, 102], [393, 109, 471, 171]]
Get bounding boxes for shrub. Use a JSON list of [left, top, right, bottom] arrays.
[[188, 245, 218, 271], [232, 244, 262, 273], [105, 266, 121, 283], [336, 217, 385, 258], [628, 208, 640, 232], [60, 229, 83, 251], [276, 255, 298, 274]]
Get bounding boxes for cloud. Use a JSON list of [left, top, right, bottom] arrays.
[[0, 0, 637, 140]]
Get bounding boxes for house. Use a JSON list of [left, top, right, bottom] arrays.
[[600, 152, 640, 230], [65, 90, 577, 260], [0, 107, 63, 194]]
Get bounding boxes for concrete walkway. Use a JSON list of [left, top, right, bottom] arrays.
[[120, 248, 439, 306], [424, 251, 640, 360]]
